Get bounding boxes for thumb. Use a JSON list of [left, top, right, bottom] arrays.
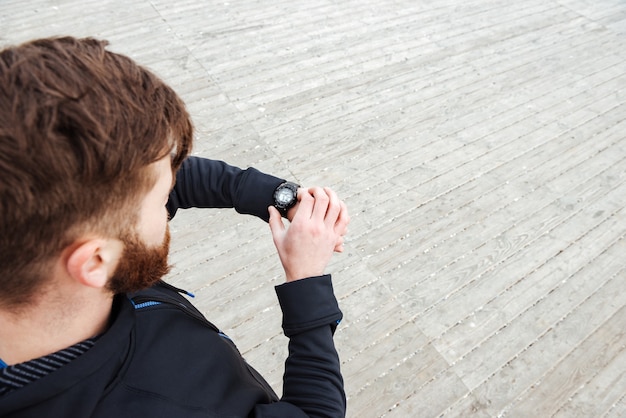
[[268, 206, 285, 236]]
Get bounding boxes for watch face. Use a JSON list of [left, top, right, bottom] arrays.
[[276, 188, 294, 205]]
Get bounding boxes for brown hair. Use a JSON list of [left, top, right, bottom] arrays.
[[0, 36, 193, 307]]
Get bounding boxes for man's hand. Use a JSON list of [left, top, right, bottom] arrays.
[[286, 187, 348, 253], [269, 187, 350, 282]]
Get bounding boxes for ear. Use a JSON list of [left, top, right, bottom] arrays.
[[65, 239, 123, 289]]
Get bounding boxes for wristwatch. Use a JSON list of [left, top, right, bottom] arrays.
[[273, 181, 299, 216]]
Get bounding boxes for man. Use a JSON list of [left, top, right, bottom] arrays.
[[0, 36, 349, 417]]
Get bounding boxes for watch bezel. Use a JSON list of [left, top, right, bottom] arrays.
[[273, 181, 299, 212]]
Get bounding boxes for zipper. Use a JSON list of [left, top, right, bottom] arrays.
[[130, 285, 279, 401]]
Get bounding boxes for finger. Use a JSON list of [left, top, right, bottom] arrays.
[[286, 201, 299, 223], [310, 187, 330, 221], [334, 236, 345, 253], [323, 187, 341, 227], [286, 187, 305, 222], [292, 190, 314, 222], [268, 206, 285, 238], [335, 200, 350, 234]]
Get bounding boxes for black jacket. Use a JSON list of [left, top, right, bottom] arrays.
[[167, 156, 284, 222], [0, 157, 346, 417]]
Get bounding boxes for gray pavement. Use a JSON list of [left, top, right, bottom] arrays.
[[2, 0, 626, 416]]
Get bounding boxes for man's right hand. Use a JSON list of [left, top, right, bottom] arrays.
[[268, 187, 349, 282]]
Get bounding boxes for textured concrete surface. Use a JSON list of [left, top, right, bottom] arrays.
[[2, 1, 626, 416]]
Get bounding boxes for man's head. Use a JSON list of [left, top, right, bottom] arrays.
[[0, 36, 193, 308]]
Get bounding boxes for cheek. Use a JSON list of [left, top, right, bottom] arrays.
[[138, 205, 169, 247]]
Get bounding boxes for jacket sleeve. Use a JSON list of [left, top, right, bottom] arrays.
[[167, 156, 285, 222], [254, 275, 346, 418]]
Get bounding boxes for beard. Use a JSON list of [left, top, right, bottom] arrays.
[[107, 226, 172, 294]]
